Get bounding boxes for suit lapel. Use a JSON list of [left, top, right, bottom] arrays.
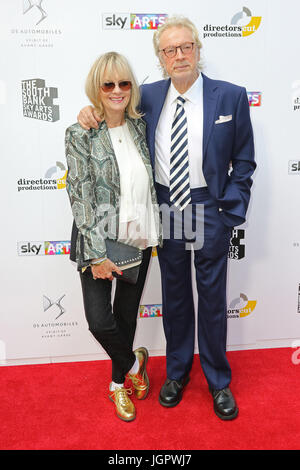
[[147, 79, 170, 167], [151, 79, 171, 125], [202, 73, 219, 159]]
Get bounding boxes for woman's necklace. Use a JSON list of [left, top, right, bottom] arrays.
[[108, 122, 125, 143]]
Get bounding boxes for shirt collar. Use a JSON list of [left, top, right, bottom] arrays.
[[169, 73, 203, 105]]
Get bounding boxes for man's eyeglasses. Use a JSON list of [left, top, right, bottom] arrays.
[[159, 42, 195, 58], [101, 81, 132, 93]]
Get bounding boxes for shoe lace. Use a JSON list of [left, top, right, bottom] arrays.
[[212, 387, 230, 399], [128, 373, 147, 391], [113, 387, 133, 406]]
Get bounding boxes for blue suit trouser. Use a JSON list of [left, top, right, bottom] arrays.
[[156, 183, 232, 390]]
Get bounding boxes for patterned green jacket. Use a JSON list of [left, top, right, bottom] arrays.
[[65, 116, 162, 269]]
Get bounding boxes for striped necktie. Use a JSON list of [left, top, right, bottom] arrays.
[[169, 96, 191, 211]]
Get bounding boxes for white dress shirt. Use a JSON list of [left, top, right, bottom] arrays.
[[154, 74, 207, 189], [109, 123, 159, 250]]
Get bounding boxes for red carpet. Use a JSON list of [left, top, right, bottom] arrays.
[[0, 348, 299, 450]]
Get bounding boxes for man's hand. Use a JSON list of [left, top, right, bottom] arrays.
[[77, 105, 102, 130], [91, 259, 123, 281]]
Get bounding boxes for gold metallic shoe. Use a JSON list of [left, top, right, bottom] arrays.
[[127, 347, 149, 400], [108, 386, 136, 422]]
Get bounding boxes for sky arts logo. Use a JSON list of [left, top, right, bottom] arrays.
[[139, 304, 162, 318], [247, 91, 262, 107], [227, 293, 257, 319], [203, 7, 262, 39], [288, 161, 300, 174], [17, 241, 71, 256], [102, 13, 167, 30]]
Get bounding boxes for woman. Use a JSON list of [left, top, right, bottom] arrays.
[[65, 52, 161, 422]]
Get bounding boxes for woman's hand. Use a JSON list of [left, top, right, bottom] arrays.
[[77, 106, 101, 130], [91, 259, 123, 281]]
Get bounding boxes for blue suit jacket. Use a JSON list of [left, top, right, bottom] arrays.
[[140, 73, 256, 227]]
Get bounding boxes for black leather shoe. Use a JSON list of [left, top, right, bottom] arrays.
[[209, 387, 238, 420], [159, 376, 190, 407]]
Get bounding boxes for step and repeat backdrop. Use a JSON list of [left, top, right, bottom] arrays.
[[0, 0, 300, 365]]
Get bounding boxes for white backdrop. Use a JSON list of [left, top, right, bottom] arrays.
[[1, 0, 300, 365]]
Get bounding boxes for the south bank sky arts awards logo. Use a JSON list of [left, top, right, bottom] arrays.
[[203, 6, 262, 38], [22, 78, 59, 122], [228, 229, 245, 260]]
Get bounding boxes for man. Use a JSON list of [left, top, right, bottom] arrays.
[[77, 16, 256, 420]]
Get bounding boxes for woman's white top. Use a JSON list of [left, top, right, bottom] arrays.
[[108, 122, 159, 250]]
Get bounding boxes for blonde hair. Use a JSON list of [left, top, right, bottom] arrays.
[[85, 51, 142, 120], [153, 16, 203, 78]]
